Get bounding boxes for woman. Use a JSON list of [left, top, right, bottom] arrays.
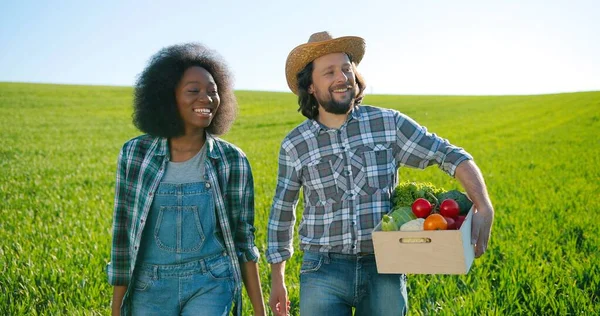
[[107, 43, 265, 316]]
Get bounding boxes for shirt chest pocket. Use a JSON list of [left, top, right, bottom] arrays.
[[362, 147, 395, 191], [302, 159, 340, 206]]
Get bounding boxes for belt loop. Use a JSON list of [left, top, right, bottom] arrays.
[[199, 258, 207, 274], [322, 252, 331, 264], [153, 265, 158, 280]]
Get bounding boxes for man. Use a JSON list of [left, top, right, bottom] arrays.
[[266, 31, 494, 316]]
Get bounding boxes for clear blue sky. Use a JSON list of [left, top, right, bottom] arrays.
[[1, 0, 598, 95]]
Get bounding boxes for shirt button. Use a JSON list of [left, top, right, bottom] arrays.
[[205, 183, 211, 188], [351, 245, 356, 249], [341, 146, 346, 150], [148, 192, 153, 197], [351, 221, 356, 225]]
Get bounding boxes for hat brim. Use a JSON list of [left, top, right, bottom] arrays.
[[285, 36, 365, 95]]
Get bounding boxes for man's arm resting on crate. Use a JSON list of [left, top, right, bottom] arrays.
[[454, 159, 495, 258]]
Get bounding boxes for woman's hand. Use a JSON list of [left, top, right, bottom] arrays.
[[111, 285, 127, 316]]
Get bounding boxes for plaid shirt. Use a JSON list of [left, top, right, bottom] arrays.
[[266, 105, 472, 264], [107, 133, 259, 312]]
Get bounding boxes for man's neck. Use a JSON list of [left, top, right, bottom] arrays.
[[316, 109, 350, 130]]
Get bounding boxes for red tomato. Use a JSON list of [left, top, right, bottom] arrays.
[[440, 199, 460, 219], [444, 216, 457, 230], [424, 214, 448, 230], [411, 198, 432, 218]]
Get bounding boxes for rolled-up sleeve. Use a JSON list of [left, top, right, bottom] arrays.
[[107, 145, 131, 286], [266, 141, 301, 264], [394, 111, 472, 177], [234, 156, 260, 263]]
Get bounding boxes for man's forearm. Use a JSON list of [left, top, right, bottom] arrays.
[[454, 159, 493, 212], [454, 159, 495, 257], [270, 261, 286, 284]]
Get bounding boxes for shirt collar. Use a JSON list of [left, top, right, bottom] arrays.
[[309, 105, 364, 134], [155, 137, 169, 157], [205, 133, 219, 160], [351, 104, 364, 120], [153, 132, 219, 160]]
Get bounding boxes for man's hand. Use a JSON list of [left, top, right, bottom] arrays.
[[471, 205, 494, 257], [269, 262, 290, 316], [269, 280, 290, 316]]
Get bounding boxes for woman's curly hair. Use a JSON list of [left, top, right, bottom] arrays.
[[133, 43, 237, 137], [296, 56, 366, 120]]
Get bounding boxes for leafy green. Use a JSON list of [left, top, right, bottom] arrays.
[[392, 181, 444, 209]]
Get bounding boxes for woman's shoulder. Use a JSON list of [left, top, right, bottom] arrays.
[[119, 134, 164, 158], [210, 136, 248, 160]]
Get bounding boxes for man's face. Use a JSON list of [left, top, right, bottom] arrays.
[[309, 52, 357, 115]]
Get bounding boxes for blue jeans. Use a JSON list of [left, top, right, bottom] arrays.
[[299, 252, 408, 316], [131, 253, 234, 316]]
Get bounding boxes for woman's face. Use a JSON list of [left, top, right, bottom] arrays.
[[175, 66, 220, 135]]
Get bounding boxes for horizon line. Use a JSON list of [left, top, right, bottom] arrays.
[[1, 81, 598, 97]]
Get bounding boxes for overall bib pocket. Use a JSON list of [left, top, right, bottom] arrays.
[[154, 205, 206, 253]]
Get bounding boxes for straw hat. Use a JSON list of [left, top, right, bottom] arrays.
[[285, 31, 365, 95]]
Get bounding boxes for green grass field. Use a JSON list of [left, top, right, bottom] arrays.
[[1, 82, 599, 315]]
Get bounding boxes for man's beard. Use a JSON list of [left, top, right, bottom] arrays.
[[315, 85, 357, 115]]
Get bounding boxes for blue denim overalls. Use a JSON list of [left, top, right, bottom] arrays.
[[130, 146, 234, 315]]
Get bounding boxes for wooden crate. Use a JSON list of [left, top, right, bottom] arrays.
[[372, 207, 475, 274]]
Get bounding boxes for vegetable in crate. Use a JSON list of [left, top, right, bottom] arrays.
[[381, 214, 399, 231], [392, 181, 443, 208], [389, 206, 416, 227], [443, 216, 457, 230], [455, 215, 466, 229], [399, 218, 425, 231], [437, 190, 473, 215], [423, 214, 448, 230], [411, 198, 432, 218], [439, 199, 460, 219]]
